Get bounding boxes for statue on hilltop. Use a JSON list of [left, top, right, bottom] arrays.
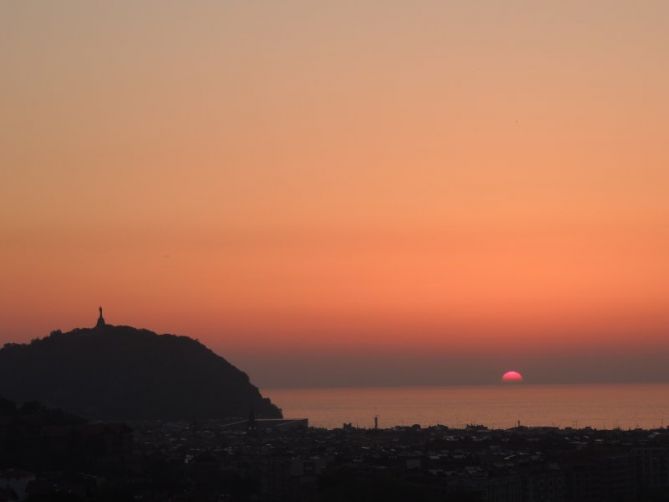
[[96, 306, 106, 329]]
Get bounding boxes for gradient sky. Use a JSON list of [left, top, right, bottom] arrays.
[[2, 1, 668, 387]]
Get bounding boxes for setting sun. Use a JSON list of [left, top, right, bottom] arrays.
[[502, 371, 524, 384]]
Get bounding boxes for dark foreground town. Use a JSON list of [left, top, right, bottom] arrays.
[[2, 400, 669, 501]]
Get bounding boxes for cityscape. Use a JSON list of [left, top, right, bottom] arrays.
[[3, 1, 668, 500], [3, 398, 669, 501]]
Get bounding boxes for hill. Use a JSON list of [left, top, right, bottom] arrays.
[[0, 316, 281, 420]]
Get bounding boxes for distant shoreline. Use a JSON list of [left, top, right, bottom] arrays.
[[264, 383, 669, 430]]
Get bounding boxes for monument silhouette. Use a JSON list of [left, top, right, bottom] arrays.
[[95, 306, 106, 329]]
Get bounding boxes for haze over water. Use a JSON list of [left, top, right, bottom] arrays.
[[265, 384, 669, 430]]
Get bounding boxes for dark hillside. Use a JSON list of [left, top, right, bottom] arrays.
[[0, 323, 281, 420]]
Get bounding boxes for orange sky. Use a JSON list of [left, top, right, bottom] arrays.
[[2, 1, 668, 386]]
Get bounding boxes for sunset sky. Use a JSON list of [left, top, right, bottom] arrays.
[[2, 1, 668, 387]]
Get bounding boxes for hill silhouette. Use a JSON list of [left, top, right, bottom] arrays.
[[0, 317, 281, 420]]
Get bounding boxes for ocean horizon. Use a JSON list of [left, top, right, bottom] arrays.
[[264, 383, 669, 430]]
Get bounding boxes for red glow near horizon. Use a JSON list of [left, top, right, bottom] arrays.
[[502, 371, 524, 383]]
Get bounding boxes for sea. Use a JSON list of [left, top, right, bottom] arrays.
[[263, 384, 669, 430]]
